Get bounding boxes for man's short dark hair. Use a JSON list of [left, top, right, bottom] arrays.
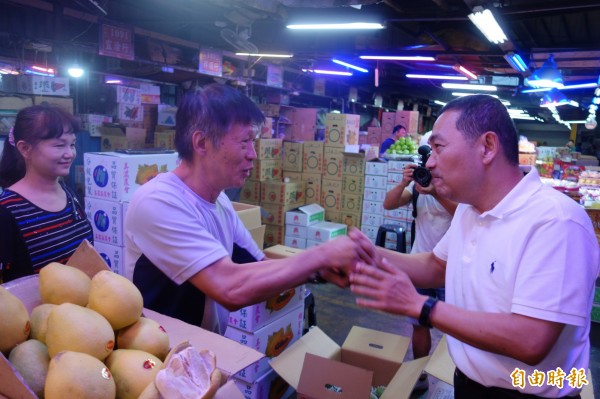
[[175, 83, 265, 161], [439, 95, 519, 165], [393, 124, 406, 134]]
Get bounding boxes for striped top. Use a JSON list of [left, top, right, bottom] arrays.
[[0, 183, 93, 282]]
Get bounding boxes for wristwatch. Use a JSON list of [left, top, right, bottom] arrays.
[[418, 297, 439, 328]]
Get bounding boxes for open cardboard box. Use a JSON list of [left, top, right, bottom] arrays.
[[0, 240, 263, 399]]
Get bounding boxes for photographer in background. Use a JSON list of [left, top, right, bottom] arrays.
[[382, 131, 457, 392]]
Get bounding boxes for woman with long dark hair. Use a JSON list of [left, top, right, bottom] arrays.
[[0, 105, 93, 282]]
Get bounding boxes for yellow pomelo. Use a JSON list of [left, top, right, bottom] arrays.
[[39, 262, 91, 306], [87, 270, 143, 330], [29, 303, 56, 344], [105, 349, 164, 399], [45, 351, 116, 399], [0, 285, 30, 355], [117, 317, 170, 361], [8, 339, 50, 398], [45, 303, 114, 361]]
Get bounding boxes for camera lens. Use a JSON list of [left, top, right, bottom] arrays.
[[412, 167, 432, 187]]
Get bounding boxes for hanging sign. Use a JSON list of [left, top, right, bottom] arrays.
[[267, 65, 283, 88], [198, 48, 223, 77], [99, 21, 135, 61]]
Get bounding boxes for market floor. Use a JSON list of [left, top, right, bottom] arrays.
[[294, 283, 600, 399]]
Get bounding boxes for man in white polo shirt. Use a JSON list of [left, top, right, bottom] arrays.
[[350, 94, 599, 398]]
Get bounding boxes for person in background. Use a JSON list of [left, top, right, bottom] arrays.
[[124, 83, 374, 334], [350, 94, 599, 398], [0, 105, 93, 283], [379, 124, 407, 156], [382, 131, 457, 392]]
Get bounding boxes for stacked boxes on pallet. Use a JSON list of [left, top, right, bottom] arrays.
[[83, 151, 179, 275]]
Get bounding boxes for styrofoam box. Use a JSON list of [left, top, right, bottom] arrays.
[[285, 224, 308, 239], [363, 188, 387, 202], [84, 197, 124, 246], [228, 285, 306, 332], [387, 159, 414, 172], [284, 236, 307, 249], [361, 225, 379, 240], [226, 302, 305, 383], [234, 369, 294, 399], [364, 174, 387, 189], [387, 172, 404, 185], [306, 239, 322, 248], [306, 221, 347, 242], [84, 151, 179, 202], [93, 241, 125, 276]]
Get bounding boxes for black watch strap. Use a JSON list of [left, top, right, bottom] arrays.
[[418, 297, 439, 328]]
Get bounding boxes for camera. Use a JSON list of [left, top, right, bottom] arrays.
[[412, 145, 432, 187]]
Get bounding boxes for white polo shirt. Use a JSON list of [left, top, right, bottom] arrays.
[[433, 167, 599, 397]]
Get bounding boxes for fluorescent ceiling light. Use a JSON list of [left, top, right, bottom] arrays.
[[563, 120, 587, 124], [452, 65, 478, 80], [468, 7, 508, 44], [332, 59, 368, 73], [503, 52, 528, 72], [360, 55, 435, 61], [302, 68, 352, 76], [452, 92, 498, 98], [406, 74, 467, 80], [433, 100, 447, 106], [287, 22, 383, 30], [442, 82, 497, 91], [67, 67, 84, 78], [236, 53, 293, 58], [521, 82, 598, 94]]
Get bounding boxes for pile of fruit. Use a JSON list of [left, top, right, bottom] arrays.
[[384, 137, 418, 156], [0, 263, 220, 399]]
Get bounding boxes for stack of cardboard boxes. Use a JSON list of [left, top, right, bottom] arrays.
[[383, 159, 415, 251], [284, 204, 325, 249], [225, 205, 304, 398], [83, 151, 179, 275]]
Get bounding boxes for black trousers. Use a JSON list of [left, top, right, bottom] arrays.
[[454, 368, 581, 399]]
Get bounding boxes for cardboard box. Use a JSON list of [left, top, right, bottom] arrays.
[[285, 204, 325, 227], [232, 202, 262, 230], [234, 369, 293, 399], [228, 285, 306, 332], [301, 173, 322, 205], [325, 113, 360, 148], [0, 95, 33, 111], [381, 112, 396, 135], [285, 224, 308, 239], [239, 180, 262, 205], [93, 241, 125, 276], [283, 141, 304, 172], [366, 159, 388, 176], [283, 171, 302, 181], [249, 225, 266, 249], [263, 245, 304, 259], [395, 110, 420, 134], [303, 141, 324, 173], [306, 221, 347, 242], [117, 102, 144, 123], [255, 138, 283, 160], [341, 193, 363, 213], [260, 117, 274, 138], [262, 204, 296, 226], [366, 127, 382, 146], [250, 159, 282, 181], [264, 224, 286, 246], [343, 152, 366, 177], [321, 178, 342, 212], [98, 124, 147, 151], [85, 197, 125, 246], [0, 240, 263, 399], [225, 302, 305, 383], [157, 104, 177, 126], [341, 175, 365, 196], [84, 151, 179, 202], [364, 174, 388, 189], [338, 211, 362, 230], [363, 187, 387, 202], [323, 146, 344, 180], [154, 129, 176, 149], [261, 181, 306, 206], [284, 236, 307, 249]]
